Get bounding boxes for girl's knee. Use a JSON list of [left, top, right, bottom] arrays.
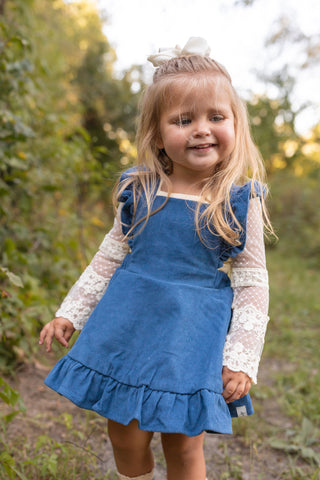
[[108, 419, 153, 452], [161, 432, 204, 460]]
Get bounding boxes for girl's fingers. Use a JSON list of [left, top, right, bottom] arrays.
[[54, 325, 69, 348], [223, 378, 252, 403], [244, 379, 252, 397], [222, 379, 238, 402], [39, 318, 75, 352], [45, 323, 55, 352], [224, 385, 241, 403], [38, 324, 48, 345], [222, 367, 252, 403], [229, 384, 245, 403], [64, 326, 75, 342], [39, 322, 54, 352]]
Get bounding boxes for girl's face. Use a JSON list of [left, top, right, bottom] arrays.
[[157, 77, 235, 186]]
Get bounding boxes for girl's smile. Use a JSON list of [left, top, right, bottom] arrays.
[[157, 82, 236, 188]]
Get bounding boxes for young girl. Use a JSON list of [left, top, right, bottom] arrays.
[[40, 37, 270, 480]]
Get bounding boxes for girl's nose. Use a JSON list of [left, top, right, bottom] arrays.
[[193, 120, 211, 137]]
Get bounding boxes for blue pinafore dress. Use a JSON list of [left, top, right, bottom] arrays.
[[45, 170, 258, 436]]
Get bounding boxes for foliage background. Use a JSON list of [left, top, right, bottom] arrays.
[[0, 0, 319, 478], [0, 0, 142, 371]]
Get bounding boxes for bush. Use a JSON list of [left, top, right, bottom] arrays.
[[268, 171, 320, 266]]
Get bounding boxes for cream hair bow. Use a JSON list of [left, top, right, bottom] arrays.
[[147, 37, 211, 67]]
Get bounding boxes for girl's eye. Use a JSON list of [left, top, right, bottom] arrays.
[[211, 115, 224, 122], [175, 117, 191, 126]]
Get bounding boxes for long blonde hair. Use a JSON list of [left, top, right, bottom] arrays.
[[115, 55, 272, 245]]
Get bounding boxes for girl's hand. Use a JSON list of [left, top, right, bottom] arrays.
[[222, 366, 252, 403], [39, 317, 75, 353]]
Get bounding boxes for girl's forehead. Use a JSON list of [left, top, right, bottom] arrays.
[[161, 74, 232, 112]]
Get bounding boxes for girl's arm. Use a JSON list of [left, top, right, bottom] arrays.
[[55, 210, 129, 330], [39, 209, 129, 351], [223, 197, 269, 385]]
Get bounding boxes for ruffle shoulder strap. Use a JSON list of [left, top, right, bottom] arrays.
[[118, 168, 137, 235]]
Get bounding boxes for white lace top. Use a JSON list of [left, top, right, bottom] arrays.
[[56, 198, 269, 384]]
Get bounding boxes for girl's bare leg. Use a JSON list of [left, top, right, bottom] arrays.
[[161, 432, 206, 480], [108, 419, 154, 478]]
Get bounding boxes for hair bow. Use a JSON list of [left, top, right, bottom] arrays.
[[147, 37, 211, 67]]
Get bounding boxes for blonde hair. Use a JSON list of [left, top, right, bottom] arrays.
[[115, 55, 272, 245]]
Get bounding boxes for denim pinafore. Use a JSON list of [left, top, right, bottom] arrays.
[[45, 170, 258, 435]]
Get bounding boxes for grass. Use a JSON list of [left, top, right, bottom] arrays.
[[0, 404, 114, 480], [230, 247, 320, 479], [266, 248, 320, 424], [1, 247, 320, 479]]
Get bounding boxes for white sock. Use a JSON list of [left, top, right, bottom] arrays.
[[117, 469, 154, 480]]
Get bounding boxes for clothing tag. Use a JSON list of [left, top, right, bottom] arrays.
[[236, 406, 247, 417]]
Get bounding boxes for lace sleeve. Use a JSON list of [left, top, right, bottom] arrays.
[[222, 198, 269, 383], [55, 208, 129, 330]]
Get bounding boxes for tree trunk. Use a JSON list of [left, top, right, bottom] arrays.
[[0, 0, 5, 16]]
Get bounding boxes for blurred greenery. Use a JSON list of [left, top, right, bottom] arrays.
[[0, 0, 319, 478], [0, 0, 142, 372]]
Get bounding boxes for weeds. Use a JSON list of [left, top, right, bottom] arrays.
[[219, 444, 243, 479], [269, 418, 320, 466], [0, 377, 112, 479], [264, 249, 320, 479], [0, 377, 26, 479]]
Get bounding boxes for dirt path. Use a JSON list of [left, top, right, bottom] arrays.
[[2, 358, 296, 479]]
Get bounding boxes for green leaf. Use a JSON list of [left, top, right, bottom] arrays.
[[0, 267, 24, 287], [300, 417, 315, 442], [0, 377, 25, 410], [6, 158, 28, 170], [300, 447, 320, 466], [1, 410, 22, 424], [0, 451, 27, 480], [269, 438, 287, 450], [0, 451, 15, 468], [47, 453, 58, 476], [7, 466, 29, 480]]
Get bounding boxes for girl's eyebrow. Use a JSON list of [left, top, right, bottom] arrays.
[[167, 111, 192, 121]]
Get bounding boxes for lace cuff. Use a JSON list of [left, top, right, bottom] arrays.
[[223, 305, 270, 384]]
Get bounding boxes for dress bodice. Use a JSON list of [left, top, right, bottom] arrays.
[[122, 194, 229, 289]]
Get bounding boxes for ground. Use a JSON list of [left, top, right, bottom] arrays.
[[2, 355, 308, 480]]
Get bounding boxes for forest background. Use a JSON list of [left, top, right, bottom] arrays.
[[0, 0, 319, 479]]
